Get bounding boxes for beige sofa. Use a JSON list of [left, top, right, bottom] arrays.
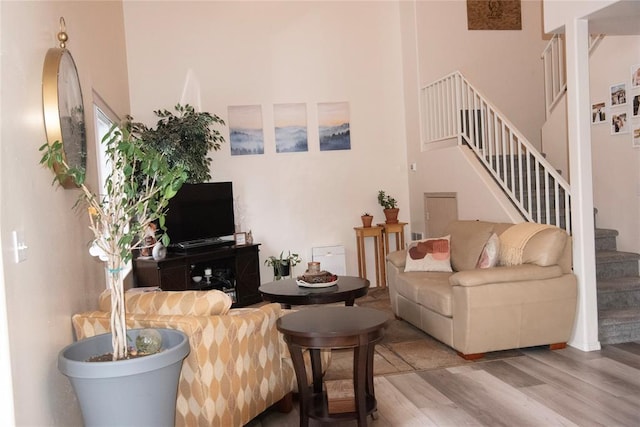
[[386, 220, 578, 359], [72, 289, 328, 427]]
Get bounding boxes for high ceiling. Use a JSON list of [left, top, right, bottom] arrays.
[[586, 0, 640, 35]]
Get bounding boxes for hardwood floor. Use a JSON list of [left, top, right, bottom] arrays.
[[247, 343, 640, 426]]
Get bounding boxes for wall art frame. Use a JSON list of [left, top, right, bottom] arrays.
[[228, 105, 265, 156]]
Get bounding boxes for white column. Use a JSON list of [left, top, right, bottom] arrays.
[[565, 18, 600, 351]]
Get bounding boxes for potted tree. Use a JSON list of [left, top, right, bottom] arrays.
[[40, 123, 190, 426], [130, 103, 226, 184], [378, 190, 399, 224], [265, 251, 302, 280]]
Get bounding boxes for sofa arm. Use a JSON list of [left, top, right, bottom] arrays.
[[387, 250, 407, 269], [450, 264, 563, 287]]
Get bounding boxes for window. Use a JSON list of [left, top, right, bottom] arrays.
[[92, 96, 131, 286], [93, 102, 117, 196]]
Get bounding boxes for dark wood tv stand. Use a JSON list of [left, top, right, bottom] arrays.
[[132, 243, 261, 307]]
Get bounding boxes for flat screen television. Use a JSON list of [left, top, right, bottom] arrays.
[[164, 182, 235, 251]]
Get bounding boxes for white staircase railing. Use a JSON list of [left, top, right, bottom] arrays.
[[541, 33, 605, 117], [421, 71, 572, 233], [542, 34, 566, 118]]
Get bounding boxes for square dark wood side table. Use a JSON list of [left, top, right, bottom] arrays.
[[276, 306, 389, 426]]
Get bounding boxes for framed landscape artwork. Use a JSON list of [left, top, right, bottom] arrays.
[[274, 103, 308, 153], [228, 105, 265, 156], [318, 102, 351, 151]]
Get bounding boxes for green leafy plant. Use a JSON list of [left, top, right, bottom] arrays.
[[40, 124, 188, 360], [377, 190, 397, 209], [130, 103, 226, 184], [265, 251, 302, 280]]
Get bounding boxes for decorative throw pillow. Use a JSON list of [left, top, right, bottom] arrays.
[[476, 233, 500, 269], [404, 236, 452, 272]]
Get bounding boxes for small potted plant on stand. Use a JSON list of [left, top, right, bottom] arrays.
[[378, 190, 399, 224], [265, 251, 302, 280], [361, 212, 373, 228], [41, 123, 190, 426]]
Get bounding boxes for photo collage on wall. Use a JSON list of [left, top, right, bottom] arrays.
[[592, 64, 640, 147], [227, 102, 351, 156], [633, 64, 640, 147]]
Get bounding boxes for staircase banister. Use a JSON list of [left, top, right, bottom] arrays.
[[540, 33, 561, 59], [456, 72, 570, 189], [421, 70, 463, 90]]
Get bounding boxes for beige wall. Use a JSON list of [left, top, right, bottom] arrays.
[[402, 0, 550, 235], [123, 1, 409, 284], [0, 1, 129, 425], [416, 0, 549, 148], [543, 0, 616, 33]]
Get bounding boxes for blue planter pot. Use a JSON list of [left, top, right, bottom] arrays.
[[58, 328, 189, 427]]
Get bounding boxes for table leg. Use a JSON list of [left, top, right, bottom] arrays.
[[397, 229, 405, 251], [353, 341, 370, 426], [309, 349, 323, 394], [287, 342, 310, 427], [384, 229, 390, 255], [373, 236, 380, 287], [366, 341, 376, 398], [377, 235, 386, 288], [356, 235, 367, 279]]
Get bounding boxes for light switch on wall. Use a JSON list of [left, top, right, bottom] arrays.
[[410, 163, 417, 172], [12, 230, 27, 263]]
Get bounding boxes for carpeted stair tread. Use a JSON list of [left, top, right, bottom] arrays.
[[598, 307, 640, 345], [598, 308, 640, 326], [595, 226, 640, 344], [595, 228, 619, 251], [597, 276, 640, 292], [595, 228, 619, 238], [595, 250, 640, 263]]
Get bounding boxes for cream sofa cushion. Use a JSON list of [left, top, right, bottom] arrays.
[[396, 272, 453, 317], [387, 250, 407, 268], [522, 227, 568, 266], [445, 220, 495, 271]]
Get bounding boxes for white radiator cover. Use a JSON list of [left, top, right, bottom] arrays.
[[312, 245, 346, 276]]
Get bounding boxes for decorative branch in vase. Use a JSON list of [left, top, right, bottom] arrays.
[[40, 124, 187, 360]]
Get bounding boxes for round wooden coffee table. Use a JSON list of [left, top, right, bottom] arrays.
[[277, 306, 389, 426], [258, 276, 369, 308]]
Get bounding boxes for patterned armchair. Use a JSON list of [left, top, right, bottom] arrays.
[[71, 289, 302, 427]]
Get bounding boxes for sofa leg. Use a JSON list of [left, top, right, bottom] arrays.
[[549, 342, 567, 350], [457, 351, 485, 360], [457, 351, 484, 360], [275, 392, 293, 413]]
